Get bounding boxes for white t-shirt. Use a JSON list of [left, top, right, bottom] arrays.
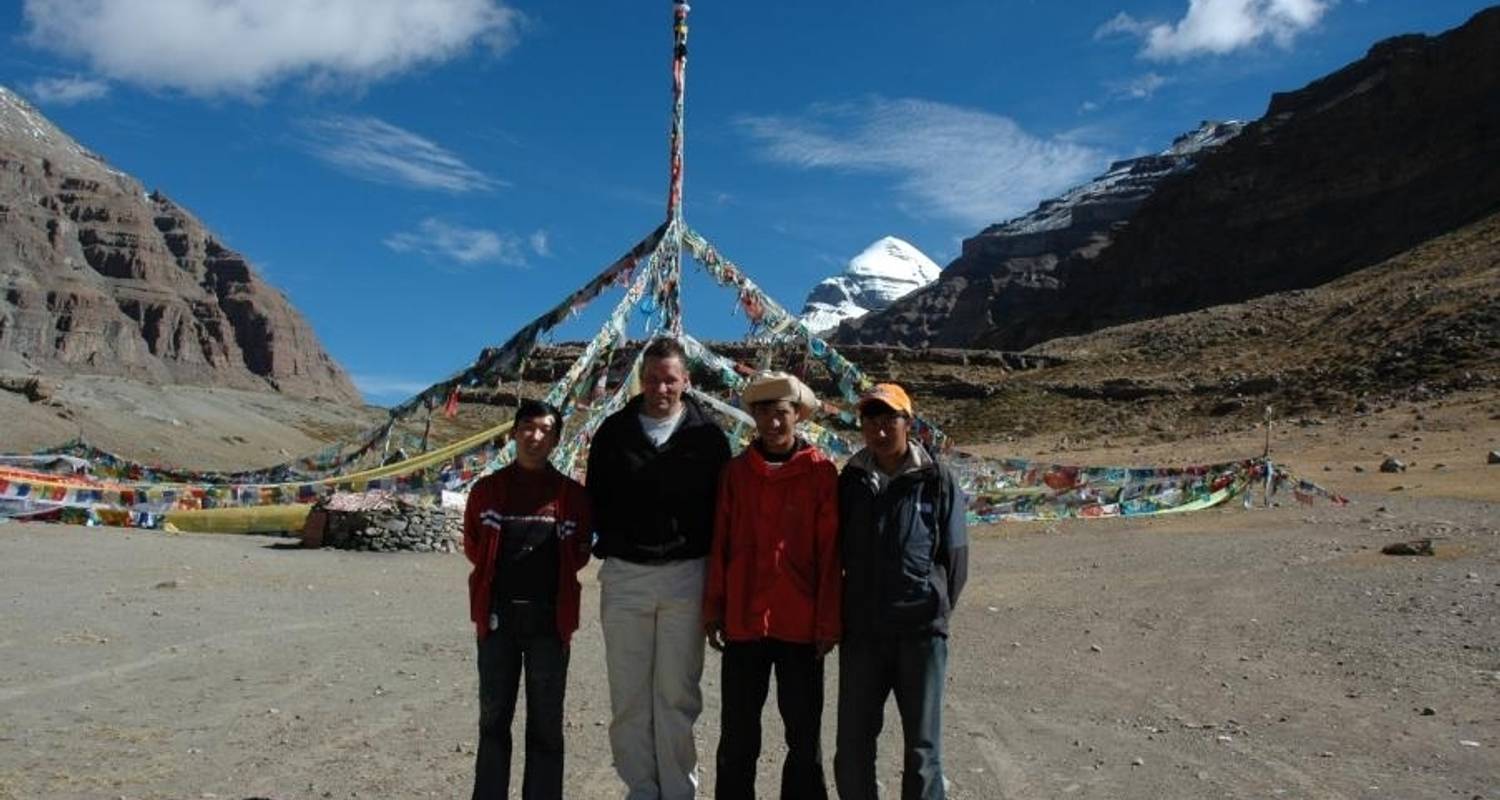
[[638, 407, 685, 448]]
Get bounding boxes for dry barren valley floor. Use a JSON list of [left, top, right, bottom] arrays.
[[2, 481, 1497, 799]]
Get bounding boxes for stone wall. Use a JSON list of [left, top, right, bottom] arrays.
[[308, 498, 462, 553]]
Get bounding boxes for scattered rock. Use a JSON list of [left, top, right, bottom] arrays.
[[153, 579, 180, 590], [1353, 465, 1366, 473], [379, 517, 409, 533], [0, 375, 52, 402], [1421, 707, 1436, 716], [1210, 398, 1245, 416], [1380, 457, 1406, 473], [1381, 539, 1435, 557], [1488, 450, 1500, 465]]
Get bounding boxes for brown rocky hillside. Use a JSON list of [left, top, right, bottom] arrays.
[[0, 86, 359, 403], [931, 209, 1500, 444]]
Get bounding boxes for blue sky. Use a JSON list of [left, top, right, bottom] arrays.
[[1, 0, 1490, 404]]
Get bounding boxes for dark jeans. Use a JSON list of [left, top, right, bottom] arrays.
[[834, 635, 948, 800], [716, 638, 829, 800], [473, 629, 569, 800]]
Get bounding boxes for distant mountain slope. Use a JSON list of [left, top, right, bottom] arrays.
[[798, 236, 939, 334], [1027, 209, 1500, 404], [0, 86, 360, 403], [841, 7, 1500, 352], [837, 120, 1243, 346]]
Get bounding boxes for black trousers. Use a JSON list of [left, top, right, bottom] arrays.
[[834, 635, 948, 800], [473, 629, 569, 800], [715, 638, 829, 800]]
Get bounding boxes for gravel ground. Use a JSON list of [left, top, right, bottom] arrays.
[[2, 479, 1496, 799]]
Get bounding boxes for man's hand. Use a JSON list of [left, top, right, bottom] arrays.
[[816, 639, 837, 658], [704, 621, 727, 652]]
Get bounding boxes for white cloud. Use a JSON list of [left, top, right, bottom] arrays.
[[738, 97, 1110, 227], [26, 75, 109, 104], [352, 374, 434, 401], [302, 116, 501, 192], [528, 229, 551, 258], [384, 218, 527, 266], [1096, 0, 1331, 60], [1095, 11, 1156, 39], [21, 0, 521, 97], [1111, 72, 1171, 99]]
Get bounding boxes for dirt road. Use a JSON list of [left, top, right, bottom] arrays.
[[3, 479, 1496, 799]]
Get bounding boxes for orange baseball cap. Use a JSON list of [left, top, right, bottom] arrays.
[[857, 383, 913, 417]]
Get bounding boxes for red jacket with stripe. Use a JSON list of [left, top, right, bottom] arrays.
[[463, 465, 592, 643], [703, 442, 841, 645]]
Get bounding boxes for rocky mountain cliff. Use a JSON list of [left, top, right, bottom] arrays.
[[839, 7, 1500, 352], [837, 121, 1243, 346], [798, 236, 939, 334], [0, 86, 360, 403]]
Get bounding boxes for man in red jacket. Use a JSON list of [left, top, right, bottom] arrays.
[[463, 399, 592, 800], [704, 371, 840, 800]]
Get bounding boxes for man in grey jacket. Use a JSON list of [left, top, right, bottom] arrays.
[[834, 383, 968, 800]]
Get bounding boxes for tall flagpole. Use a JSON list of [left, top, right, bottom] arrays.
[[666, 0, 689, 226], [659, 0, 690, 335]]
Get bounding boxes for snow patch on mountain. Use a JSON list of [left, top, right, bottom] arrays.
[[799, 237, 940, 334], [0, 85, 127, 180], [985, 120, 1244, 239]]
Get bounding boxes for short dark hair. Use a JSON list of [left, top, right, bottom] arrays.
[[514, 399, 563, 434], [641, 336, 687, 365]]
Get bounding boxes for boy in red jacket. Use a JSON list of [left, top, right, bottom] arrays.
[[463, 399, 592, 800], [704, 371, 840, 800]]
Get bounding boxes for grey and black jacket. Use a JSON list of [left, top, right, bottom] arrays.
[[838, 444, 968, 638], [586, 394, 731, 563]]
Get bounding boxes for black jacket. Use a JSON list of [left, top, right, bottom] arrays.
[[839, 447, 969, 638], [586, 394, 731, 562]]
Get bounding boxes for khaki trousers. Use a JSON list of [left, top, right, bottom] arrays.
[[600, 557, 707, 800]]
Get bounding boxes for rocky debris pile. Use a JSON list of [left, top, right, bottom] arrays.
[[302, 492, 460, 553]]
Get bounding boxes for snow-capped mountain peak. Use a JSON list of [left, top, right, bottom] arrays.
[[798, 236, 940, 334]]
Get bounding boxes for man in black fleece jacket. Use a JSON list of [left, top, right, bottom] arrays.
[[587, 336, 731, 800]]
